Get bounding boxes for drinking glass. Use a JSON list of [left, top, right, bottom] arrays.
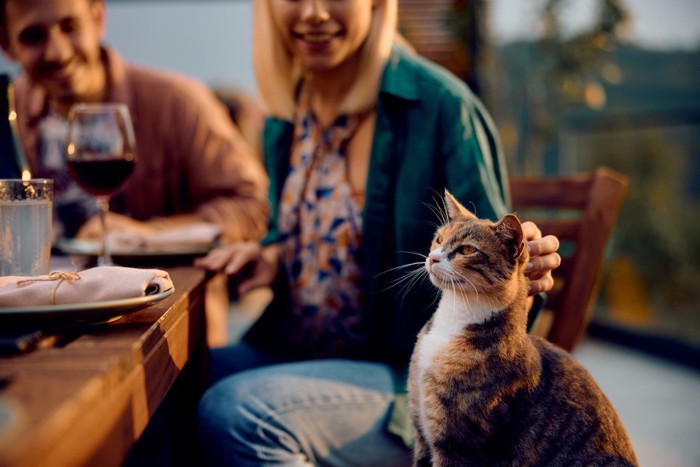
[[0, 178, 53, 276], [66, 103, 136, 266]]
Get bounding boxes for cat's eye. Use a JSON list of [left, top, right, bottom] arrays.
[[459, 245, 477, 255], [435, 235, 443, 244]]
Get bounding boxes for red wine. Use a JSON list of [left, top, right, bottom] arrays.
[[67, 158, 135, 197]]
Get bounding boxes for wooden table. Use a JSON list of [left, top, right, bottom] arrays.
[[0, 266, 211, 467]]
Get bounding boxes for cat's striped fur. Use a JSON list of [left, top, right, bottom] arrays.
[[407, 190, 637, 466]]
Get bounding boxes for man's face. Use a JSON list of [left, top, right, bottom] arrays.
[[1, 0, 106, 105]]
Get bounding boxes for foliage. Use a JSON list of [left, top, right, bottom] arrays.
[[540, 0, 626, 102], [580, 129, 700, 343], [448, 0, 631, 174]]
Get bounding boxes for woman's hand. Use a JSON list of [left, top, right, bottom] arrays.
[[194, 241, 279, 295], [521, 221, 561, 296]]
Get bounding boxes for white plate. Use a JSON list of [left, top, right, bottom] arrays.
[[0, 289, 174, 325], [56, 238, 214, 258]]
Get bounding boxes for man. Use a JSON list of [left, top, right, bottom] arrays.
[[0, 0, 269, 244], [1, 0, 270, 347]]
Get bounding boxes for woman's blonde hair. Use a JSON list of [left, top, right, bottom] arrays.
[[253, 0, 397, 120]]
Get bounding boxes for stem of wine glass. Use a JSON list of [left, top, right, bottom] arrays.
[[97, 198, 113, 266]]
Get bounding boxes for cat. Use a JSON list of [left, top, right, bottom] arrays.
[[407, 190, 638, 467]]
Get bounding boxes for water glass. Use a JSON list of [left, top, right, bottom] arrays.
[[0, 179, 53, 276]]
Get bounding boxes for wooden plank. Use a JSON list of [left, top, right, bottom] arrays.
[[510, 176, 593, 210]]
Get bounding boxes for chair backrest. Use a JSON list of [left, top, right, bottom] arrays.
[[509, 167, 629, 352]]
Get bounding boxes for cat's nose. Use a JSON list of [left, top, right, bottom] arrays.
[[429, 255, 440, 266]]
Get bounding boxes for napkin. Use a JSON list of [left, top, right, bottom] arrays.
[[0, 266, 174, 307], [106, 222, 221, 253]]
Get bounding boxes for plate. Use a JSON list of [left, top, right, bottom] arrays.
[[0, 289, 174, 326], [56, 238, 214, 257]]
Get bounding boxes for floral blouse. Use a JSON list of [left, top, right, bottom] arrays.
[[277, 95, 372, 358]]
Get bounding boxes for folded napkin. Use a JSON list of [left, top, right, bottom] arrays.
[[0, 266, 174, 307], [106, 222, 221, 253]]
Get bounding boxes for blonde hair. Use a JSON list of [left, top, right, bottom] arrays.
[[253, 0, 397, 120]]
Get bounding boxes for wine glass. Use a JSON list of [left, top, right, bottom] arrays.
[[66, 103, 136, 266]]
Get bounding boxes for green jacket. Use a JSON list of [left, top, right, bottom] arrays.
[[254, 44, 512, 368]]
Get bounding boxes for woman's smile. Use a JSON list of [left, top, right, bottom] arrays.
[[272, 0, 373, 74], [293, 30, 341, 51]]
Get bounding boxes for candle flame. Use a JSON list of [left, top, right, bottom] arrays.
[[21, 170, 31, 181]]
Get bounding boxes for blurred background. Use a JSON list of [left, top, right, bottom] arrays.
[[396, 0, 700, 370], [60, 0, 696, 362], [2, 0, 698, 375]]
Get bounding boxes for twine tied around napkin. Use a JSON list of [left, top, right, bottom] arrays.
[[16, 271, 82, 306], [0, 266, 174, 307]]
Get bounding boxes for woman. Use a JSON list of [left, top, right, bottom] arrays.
[[196, 0, 560, 465]]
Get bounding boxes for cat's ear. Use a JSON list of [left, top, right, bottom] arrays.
[[444, 189, 476, 220], [496, 214, 526, 260]]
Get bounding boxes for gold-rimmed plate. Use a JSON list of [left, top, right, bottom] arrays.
[[0, 289, 174, 326]]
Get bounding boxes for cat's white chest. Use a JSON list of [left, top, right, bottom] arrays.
[[417, 291, 494, 372], [415, 292, 496, 438]]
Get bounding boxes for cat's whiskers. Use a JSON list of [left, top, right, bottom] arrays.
[[397, 270, 428, 304], [422, 192, 451, 227], [435, 266, 502, 328], [455, 271, 480, 298], [376, 257, 439, 309], [422, 202, 445, 227], [377, 251, 427, 274], [399, 269, 431, 304], [439, 201, 452, 226], [377, 260, 426, 281], [437, 268, 476, 331], [448, 275, 460, 330], [375, 257, 426, 289], [448, 270, 483, 310], [458, 280, 477, 318]]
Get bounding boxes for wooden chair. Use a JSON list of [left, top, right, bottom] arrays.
[[510, 167, 629, 352]]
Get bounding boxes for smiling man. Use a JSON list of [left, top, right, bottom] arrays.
[[0, 0, 269, 244], [2, 0, 106, 115]]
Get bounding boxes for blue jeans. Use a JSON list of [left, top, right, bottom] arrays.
[[197, 343, 412, 466]]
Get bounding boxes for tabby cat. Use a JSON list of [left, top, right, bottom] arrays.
[[407, 190, 637, 466]]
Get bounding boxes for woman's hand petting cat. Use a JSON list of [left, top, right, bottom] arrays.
[[195, 241, 280, 296], [521, 221, 561, 295]]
